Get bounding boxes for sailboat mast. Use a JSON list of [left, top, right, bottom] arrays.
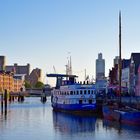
[[119, 11, 122, 102]]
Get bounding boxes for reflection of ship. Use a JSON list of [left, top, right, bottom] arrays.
[[53, 111, 96, 134], [47, 74, 96, 112], [103, 119, 140, 132]]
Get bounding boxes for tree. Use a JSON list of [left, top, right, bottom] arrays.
[[24, 80, 32, 88], [34, 81, 45, 89]]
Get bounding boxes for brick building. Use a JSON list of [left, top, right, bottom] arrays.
[[0, 71, 23, 93]]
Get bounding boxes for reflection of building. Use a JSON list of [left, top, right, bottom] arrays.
[[28, 68, 42, 86], [96, 53, 105, 81], [6, 63, 30, 80], [0, 56, 6, 71]]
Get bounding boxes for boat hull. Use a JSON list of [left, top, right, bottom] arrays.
[[103, 105, 140, 126], [52, 103, 96, 112]]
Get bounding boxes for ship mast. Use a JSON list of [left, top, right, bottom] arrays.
[[119, 11, 122, 103]]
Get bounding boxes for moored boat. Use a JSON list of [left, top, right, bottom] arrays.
[[47, 74, 96, 113], [103, 104, 140, 125]]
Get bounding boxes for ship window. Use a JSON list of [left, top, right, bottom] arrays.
[[84, 90, 87, 95], [79, 99, 82, 104], [80, 90, 82, 94], [88, 90, 90, 94], [89, 99, 92, 104], [70, 91, 73, 95], [77, 91, 79, 95]]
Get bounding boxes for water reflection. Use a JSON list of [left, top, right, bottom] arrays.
[[53, 111, 97, 134], [0, 98, 140, 140], [103, 119, 140, 132]]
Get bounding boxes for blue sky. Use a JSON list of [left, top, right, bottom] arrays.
[[0, 0, 140, 85]]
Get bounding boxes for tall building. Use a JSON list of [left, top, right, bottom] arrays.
[[6, 63, 30, 80], [114, 56, 119, 66], [0, 56, 6, 71], [96, 53, 105, 81]]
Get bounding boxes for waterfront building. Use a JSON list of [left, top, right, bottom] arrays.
[[0, 71, 23, 93], [13, 78, 23, 92], [0, 71, 14, 92], [28, 68, 42, 86], [109, 64, 118, 85], [129, 53, 140, 95], [135, 65, 140, 96], [0, 56, 6, 71], [13, 74, 26, 91], [96, 53, 105, 81], [122, 67, 130, 91], [6, 63, 30, 80], [121, 59, 131, 92]]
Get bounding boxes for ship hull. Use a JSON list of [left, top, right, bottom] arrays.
[[103, 105, 140, 126], [52, 103, 96, 112]]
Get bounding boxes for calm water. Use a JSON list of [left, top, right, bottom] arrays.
[[0, 97, 140, 140]]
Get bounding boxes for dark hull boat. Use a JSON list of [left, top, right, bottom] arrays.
[[103, 105, 140, 126]]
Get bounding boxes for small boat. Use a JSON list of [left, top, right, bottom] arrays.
[[47, 74, 96, 113], [103, 104, 140, 125]]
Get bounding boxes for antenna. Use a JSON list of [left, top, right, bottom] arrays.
[[53, 65, 56, 74]]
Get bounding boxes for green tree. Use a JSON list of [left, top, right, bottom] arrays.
[[24, 80, 32, 88], [34, 81, 45, 89]]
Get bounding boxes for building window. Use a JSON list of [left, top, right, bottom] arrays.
[[88, 90, 90, 94], [80, 90, 82, 95]]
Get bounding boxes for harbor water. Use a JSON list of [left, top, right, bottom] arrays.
[[0, 97, 140, 140]]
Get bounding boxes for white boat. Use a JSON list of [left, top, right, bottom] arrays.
[[47, 74, 96, 113]]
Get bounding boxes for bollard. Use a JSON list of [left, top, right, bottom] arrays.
[[21, 95, 24, 102], [1, 94, 3, 113], [41, 92, 47, 103], [4, 89, 7, 114]]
